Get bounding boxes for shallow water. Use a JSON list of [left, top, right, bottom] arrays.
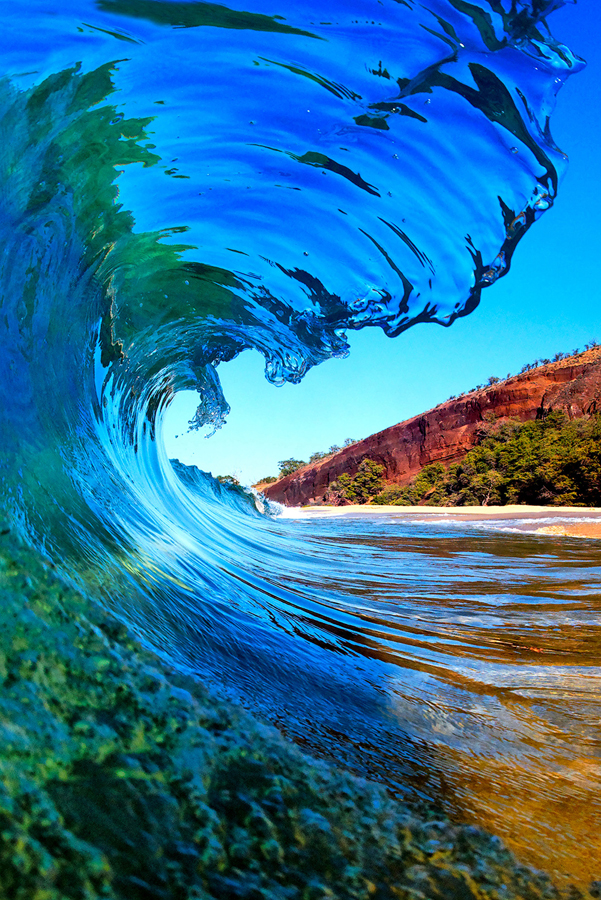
[[1, 0, 598, 889], [261, 512, 601, 885]]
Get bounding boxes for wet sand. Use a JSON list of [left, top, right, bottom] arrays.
[[292, 504, 601, 539]]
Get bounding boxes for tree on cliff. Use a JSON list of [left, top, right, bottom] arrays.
[[331, 459, 385, 504], [278, 458, 306, 478], [216, 475, 240, 486]]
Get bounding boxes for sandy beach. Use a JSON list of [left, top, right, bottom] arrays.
[[291, 504, 601, 539]]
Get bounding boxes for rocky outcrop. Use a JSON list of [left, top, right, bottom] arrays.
[[263, 348, 601, 507]]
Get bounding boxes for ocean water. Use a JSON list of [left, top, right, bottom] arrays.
[[1, 0, 599, 888]]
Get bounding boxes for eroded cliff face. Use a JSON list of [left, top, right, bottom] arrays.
[[262, 348, 601, 507]]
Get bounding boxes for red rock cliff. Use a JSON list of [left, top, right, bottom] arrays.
[[262, 348, 601, 507]]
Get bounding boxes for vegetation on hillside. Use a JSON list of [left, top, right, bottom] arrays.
[[373, 412, 601, 507], [445, 340, 599, 402], [261, 439, 360, 482], [327, 459, 385, 504], [216, 474, 240, 486], [308, 438, 357, 463], [255, 474, 277, 484], [277, 458, 307, 478]]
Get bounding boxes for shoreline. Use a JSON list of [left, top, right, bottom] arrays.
[[287, 503, 601, 539]]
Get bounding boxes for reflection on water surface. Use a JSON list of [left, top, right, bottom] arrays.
[[266, 517, 601, 887]]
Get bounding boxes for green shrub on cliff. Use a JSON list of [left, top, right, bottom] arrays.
[[331, 459, 384, 504], [373, 463, 450, 506], [278, 458, 306, 477]]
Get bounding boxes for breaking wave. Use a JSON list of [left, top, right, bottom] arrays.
[[3, 0, 599, 887]]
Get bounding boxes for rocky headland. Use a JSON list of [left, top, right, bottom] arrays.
[[262, 347, 601, 507]]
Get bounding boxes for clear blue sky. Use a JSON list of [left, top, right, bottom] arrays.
[[163, 2, 600, 485]]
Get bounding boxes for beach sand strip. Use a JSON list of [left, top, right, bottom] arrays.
[[291, 504, 601, 539]]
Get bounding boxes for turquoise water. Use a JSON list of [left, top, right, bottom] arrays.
[[1, 0, 599, 887]]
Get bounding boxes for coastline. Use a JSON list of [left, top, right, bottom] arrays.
[[289, 504, 601, 539]]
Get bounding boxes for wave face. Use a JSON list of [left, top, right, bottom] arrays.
[[1, 0, 598, 888]]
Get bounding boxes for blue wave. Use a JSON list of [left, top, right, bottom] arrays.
[[1, 0, 596, 883]]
